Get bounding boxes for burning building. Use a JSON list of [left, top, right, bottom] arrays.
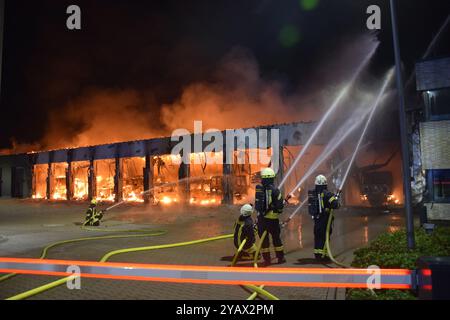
[[0, 122, 338, 206]]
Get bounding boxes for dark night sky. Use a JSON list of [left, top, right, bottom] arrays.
[[1, 0, 449, 149]]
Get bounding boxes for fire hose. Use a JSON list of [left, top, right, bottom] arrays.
[[247, 231, 272, 300], [2, 225, 280, 300], [230, 231, 279, 301], [0, 227, 168, 283], [2, 180, 348, 299], [0, 219, 414, 300], [324, 210, 351, 268], [3, 231, 235, 300], [281, 192, 351, 268]]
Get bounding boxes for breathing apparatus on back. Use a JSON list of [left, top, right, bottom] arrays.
[[255, 168, 284, 217]]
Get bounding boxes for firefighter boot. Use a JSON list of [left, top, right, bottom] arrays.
[[277, 257, 287, 264]]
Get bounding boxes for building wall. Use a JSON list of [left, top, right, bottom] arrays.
[[0, 122, 322, 202], [416, 56, 450, 221], [0, 163, 11, 197], [0, 155, 32, 198], [420, 120, 450, 169], [425, 203, 450, 221], [416, 57, 450, 91]]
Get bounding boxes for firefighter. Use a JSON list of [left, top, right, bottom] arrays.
[[233, 204, 258, 260], [83, 199, 104, 226], [309, 175, 340, 262], [255, 168, 286, 266]]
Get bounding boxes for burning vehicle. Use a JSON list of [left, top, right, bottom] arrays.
[[359, 171, 399, 207], [357, 151, 401, 208]]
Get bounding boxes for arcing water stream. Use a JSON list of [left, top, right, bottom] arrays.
[[279, 42, 379, 189], [285, 67, 395, 223]]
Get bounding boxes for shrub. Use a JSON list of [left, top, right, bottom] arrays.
[[347, 226, 450, 300]]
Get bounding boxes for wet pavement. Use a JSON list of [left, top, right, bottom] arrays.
[[0, 199, 406, 300]]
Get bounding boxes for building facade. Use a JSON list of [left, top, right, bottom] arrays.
[[416, 56, 450, 220], [0, 122, 330, 205]]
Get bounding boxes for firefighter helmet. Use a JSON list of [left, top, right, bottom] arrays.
[[240, 204, 254, 217], [261, 168, 276, 179], [315, 175, 327, 186], [91, 199, 98, 205]]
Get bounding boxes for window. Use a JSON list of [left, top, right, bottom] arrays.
[[425, 89, 450, 119], [430, 169, 450, 203]]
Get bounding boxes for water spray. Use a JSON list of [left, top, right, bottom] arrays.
[[279, 43, 379, 189], [283, 68, 394, 226], [104, 176, 207, 212], [287, 104, 374, 198], [282, 154, 355, 226], [337, 68, 394, 195]]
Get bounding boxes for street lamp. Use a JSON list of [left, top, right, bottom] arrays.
[[389, 0, 416, 249]]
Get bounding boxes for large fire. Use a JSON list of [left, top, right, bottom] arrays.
[[31, 143, 402, 208], [31, 150, 274, 206]]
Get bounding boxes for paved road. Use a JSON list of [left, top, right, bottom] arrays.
[[0, 199, 405, 300]]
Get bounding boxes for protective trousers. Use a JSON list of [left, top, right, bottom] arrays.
[[258, 217, 284, 262], [314, 210, 333, 257]]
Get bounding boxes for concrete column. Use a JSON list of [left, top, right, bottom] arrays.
[[143, 155, 153, 204], [88, 148, 96, 201], [26, 155, 36, 198], [46, 164, 52, 200], [114, 157, 123, 203], [29, 155, 36, 199], [178, 151, 190, 204], [88, 159, 96, 201], [222, 150, 233, 205], [46, 153, 53, 200], [66, 150, 73, 200]]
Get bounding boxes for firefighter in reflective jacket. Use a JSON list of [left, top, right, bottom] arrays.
[[83, 199, 104, 226], [309, 175, 340, 262], [233, 204, 258, 260], [255, 168, 286, 266]]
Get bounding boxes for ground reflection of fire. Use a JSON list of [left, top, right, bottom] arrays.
[[31, 149, 271, 205]]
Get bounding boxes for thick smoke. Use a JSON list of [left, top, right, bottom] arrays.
[[1, 33, 379, 154], [160, 47, 318, 131], [40, 89, 163, 149]]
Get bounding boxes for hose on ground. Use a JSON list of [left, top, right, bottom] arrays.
[[5, 233, 233, 300], [231, 239, 247, 267], [246, 231, 269, 300], [0, 226, 167, 283], [229, 231, 278, 301], [325, 212, 351, 268]]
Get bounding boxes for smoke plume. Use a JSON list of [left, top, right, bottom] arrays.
[[2, 33, 380, 154]]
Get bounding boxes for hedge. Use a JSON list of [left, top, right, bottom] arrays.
[[347, 226, 450, 300]]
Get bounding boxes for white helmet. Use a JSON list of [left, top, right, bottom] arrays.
[[315, 175, 327, 186], [240, 204, 254, 217]]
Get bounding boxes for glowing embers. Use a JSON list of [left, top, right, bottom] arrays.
[[32, 164, 47, 199], [72, 161, 89, 200], [190, 195, 218, 206], [94, 159, 115, 202], [189, 152, 222, 206], [50, 163, 68, 200], [122, 157, 144, 203], [153, 154, 181, 205], [29, 146, 278, 205], [232, 148, 272, 205], [387, 194, 400, 205]]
